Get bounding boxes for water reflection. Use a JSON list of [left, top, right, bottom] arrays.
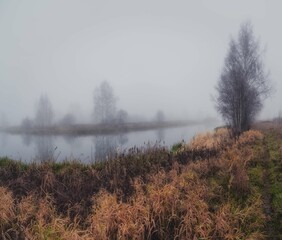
[[93, 133, 128, 161], [93, 135, 116, 160], [34, 135, 55, 162], [22, 134, 32, 146], [117, 133, 128, 146], [156, 128, 165, 142], [0, 132, 8, 147], [63, 135, 77, 146], [1, 124, 215, 162], [18, 133, 129, 162]]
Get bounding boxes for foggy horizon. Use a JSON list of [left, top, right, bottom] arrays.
[[1, 0, 281, 126]]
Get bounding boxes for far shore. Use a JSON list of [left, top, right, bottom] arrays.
[[1, 119, 215, 136]]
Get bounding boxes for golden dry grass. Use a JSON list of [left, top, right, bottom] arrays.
[[0, 128, 269, 239], [87, 129, 266, 239], [0, 187, 14, 224], [189, 127, 230, 151]]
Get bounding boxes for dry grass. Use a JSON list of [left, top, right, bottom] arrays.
[[0, 187, 16, 239], [89, 187, 150, 240], [86, 129, 266, 239], [0, 128, 270, 239], [189, 127, 230, 151], [88, 169, 214, 239]]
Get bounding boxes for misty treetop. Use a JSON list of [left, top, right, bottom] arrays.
[[93, 81, 130, 125], [155, 110, 165, 123], [19, 82, 142, 132], [35, 94, 54, 128], [93, 81, 117, 124], [215, 22, 271, 137]]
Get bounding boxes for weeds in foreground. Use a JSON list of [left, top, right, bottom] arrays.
[[0, 128, 274, 239]]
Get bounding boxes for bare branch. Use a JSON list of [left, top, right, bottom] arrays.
[[215, 22, 272, 137]]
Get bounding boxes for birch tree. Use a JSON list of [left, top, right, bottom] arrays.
[[216, 22, 271, 137]]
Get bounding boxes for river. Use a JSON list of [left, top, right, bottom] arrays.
[[0, 123, 216, 162]]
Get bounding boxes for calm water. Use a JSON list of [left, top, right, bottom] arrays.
[[0, 123, 216, 162]]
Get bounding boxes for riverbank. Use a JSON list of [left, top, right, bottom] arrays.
[[3, 120, 208, 136], [0, 124, 281, 239]]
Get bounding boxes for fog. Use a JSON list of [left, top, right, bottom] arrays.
[[0, 0, 281, 126]]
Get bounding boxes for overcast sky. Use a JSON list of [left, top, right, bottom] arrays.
[[0, 0, 281, 125]]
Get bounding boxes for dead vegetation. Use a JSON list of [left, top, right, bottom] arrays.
[[0, 127, 276, 239]]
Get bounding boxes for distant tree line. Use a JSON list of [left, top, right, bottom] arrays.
[[92, 81, 166, 125], [20, 81, 166, 131]]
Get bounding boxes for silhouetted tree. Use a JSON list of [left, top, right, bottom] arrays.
[[35, 94, 53, 128], [93, 135, 116, 160], [215, 22, 271, 137], [21, 117, 34, 130], [35, 135, 54, 162], [116, 109, 128, 124], [93, 81, 116, 124], [155, 110, 165, 123], [60, 113, 76, 126]]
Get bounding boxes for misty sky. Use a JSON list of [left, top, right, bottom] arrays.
[[0, 0, 281, 125]]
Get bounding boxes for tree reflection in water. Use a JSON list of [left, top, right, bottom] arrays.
[[156, 128, 165, 143], [18, 133, 130, 162], [34, 135, 55, 162], [93, 133, 128, 161], [22, 134, 32, 147], [0, 132, 8, 148], [117, 133, 128, 146]]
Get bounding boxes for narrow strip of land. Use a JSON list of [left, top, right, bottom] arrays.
[[2, 120, 211, 136]]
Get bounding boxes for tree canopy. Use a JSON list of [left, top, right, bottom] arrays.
[[216, 22, 271, 136], [93, 81, 117, 124], [35, 94, 53, 128]]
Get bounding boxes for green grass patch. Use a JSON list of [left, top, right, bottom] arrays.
[[171, 142, 184, 153], [0, 157, 29, 172], [263, 132, 282, 238], [248, 166, 264, 189]]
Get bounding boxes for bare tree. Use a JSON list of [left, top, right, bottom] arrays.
[[155, 110, 165, 123], [59, 113, 76, 126], [21, 117, 34, 130], [116, 109, 128, 124], [35, 135, 54, 162], [215, 22, 271, 137], [35, 94, 54, 128], [93, 81, 117, 124]]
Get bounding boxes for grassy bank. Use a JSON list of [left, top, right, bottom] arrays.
[[0, 125, 281, 239]]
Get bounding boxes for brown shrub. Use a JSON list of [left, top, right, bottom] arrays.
[[225, 148, 252, 195], [236, 130, 263, 147], [189, 128, 230, 151], [215, 194, 265, 240], [20, 194, 90, 240], [89, 185, 150, 240], [88, 167, 214, 239]]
